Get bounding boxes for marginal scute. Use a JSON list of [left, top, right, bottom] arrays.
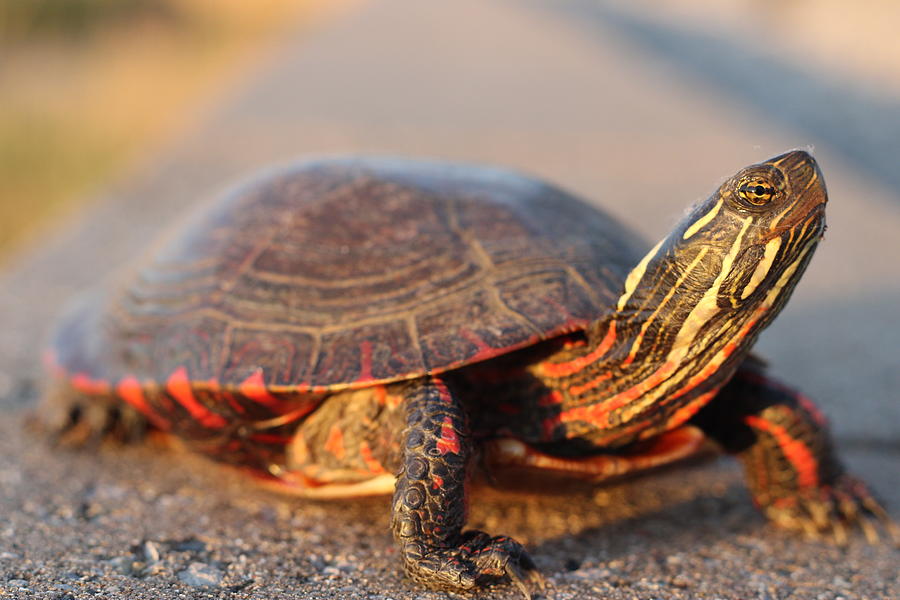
[[222, 327, 317, 387], [52, 158, 646, 390], [315, 320, 424, 384], [146, 315, 228, 383]]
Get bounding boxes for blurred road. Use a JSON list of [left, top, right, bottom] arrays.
[[2, 0, 898, 598]]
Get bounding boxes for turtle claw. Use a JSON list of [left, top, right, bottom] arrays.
[[766, 476, 898, 547], [502, 549, 545, 600], [466, 532, 544, 599], [403, 532, 543, 598]]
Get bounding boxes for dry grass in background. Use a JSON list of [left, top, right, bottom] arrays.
[[0, 0, 329, 262]]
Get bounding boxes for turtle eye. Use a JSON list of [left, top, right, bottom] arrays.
[[737, 177, 777, 206]]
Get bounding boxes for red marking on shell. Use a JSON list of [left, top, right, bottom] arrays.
[[166, 367, 226, 428], [540, 321, 617, 377], [744, 414, 819, 489], [239, 369, 279, 406], [459, 328, 497, 361], [436, 416, 460, 455], [71, 373, 111, 395], [357, 340, 374, 382], [359, 440, 387, 475], [116, 376, 171, 430], [432, 474, 444, 490], [324, 425, 346, 460]]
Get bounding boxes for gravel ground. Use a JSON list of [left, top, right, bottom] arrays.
[[2, 1, 898, 598]]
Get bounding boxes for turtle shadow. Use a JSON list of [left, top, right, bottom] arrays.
[[467, 457, 765, 559]]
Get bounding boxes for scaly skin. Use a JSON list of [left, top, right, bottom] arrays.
[[390, 377, 543, 597]]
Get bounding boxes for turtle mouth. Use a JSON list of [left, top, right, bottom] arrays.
[[765, 149, 828, 238], [763, 188, 827, 244]]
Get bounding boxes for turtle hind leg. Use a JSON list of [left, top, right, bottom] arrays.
[[391, 376, 544, 598], [34, 382, 147, 446], [692, 366, 898, 545]]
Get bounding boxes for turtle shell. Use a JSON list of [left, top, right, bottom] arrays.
[[51, 158, 647, 393]]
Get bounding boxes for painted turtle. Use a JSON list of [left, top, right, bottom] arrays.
[[43, 151, 895, 597]]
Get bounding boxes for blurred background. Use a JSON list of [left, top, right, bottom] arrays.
[[3, 0, 900, 263], [1, 1, 899, 597], [0, 0, 329, 259]]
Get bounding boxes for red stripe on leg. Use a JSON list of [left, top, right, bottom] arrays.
[[436, 416, 461, 455], [744, 414, 819, 489]]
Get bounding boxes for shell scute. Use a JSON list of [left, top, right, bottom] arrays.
[[496, 268, 598, 334]]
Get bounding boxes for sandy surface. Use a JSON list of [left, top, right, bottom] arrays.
[[2, 1, 898, 598]]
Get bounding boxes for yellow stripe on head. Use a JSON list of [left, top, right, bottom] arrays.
[[682, 198, 723, 240], [616, 238, 664, 312]]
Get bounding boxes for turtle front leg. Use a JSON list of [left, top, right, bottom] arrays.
[[391, 376, 543, 598], [693, 367, 897, 544]]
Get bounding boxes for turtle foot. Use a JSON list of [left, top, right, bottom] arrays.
[[32, 386, 147, 446], [402, 530, 544, 599], [764, 475, 899, 546]]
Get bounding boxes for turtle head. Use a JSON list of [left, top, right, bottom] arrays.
[[595, 151, 826, 415], [615, 150, 826, 322], [672, 149, 827, 313]]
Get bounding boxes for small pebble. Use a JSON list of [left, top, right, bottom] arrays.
[[143, 540, 161, 564], [107, 556, 135, 575], [178, 562, 224, 587]]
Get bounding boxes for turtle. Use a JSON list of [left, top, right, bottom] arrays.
[[41, 150, 895, 598]]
